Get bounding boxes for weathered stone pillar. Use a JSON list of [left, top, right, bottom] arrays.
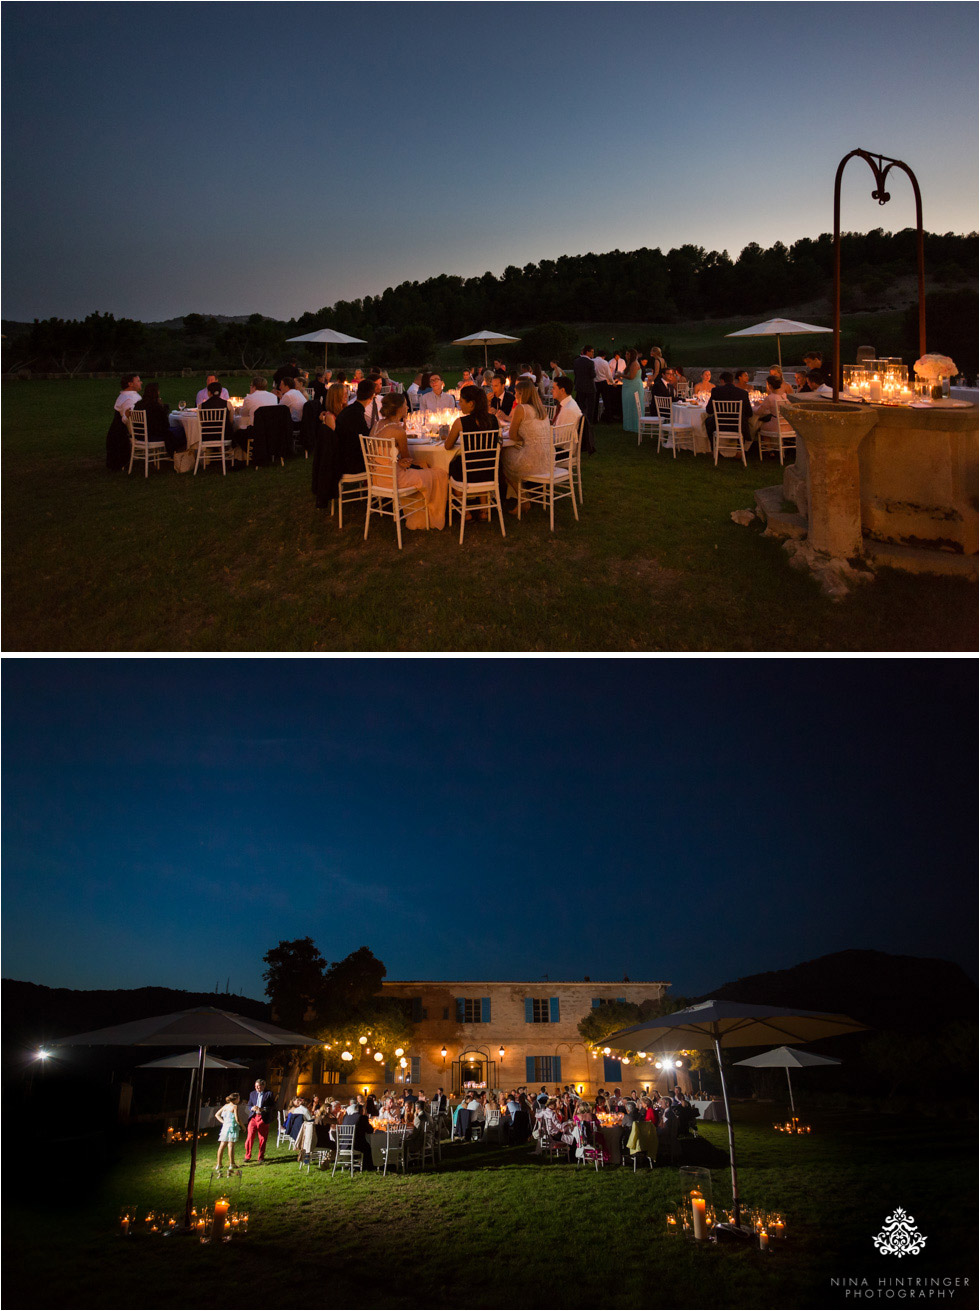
[[783, 407, 879, 558]]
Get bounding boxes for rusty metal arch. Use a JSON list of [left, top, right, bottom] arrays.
[[833, 149, 926, 400]]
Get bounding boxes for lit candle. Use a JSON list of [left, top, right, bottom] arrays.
[[691, 1193, 708, 1240], [869, 375, 882, 402], [773, 1220, 785, 1239], [120, 1213, 130, 1236], [212, 1197, 230, 1240], [760, 1229, 769, 1250]]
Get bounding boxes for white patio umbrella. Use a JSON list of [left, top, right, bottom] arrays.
[[734, 1045, 841, 1117], [725, 317, 832, 372], [451, 329, 521, 370], [54, 1007, 317, 1229], [603, 999, 866, 1231], [285, 327, 367, 370], [137, 1050, 247, 1130]]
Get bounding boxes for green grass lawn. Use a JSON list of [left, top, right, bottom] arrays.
[[3, 1105, 976, 1309], [2, 379, 974, 651]]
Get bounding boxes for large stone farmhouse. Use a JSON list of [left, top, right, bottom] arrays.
[[296, 978, 680, 1100]]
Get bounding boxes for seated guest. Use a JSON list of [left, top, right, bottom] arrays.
[[693, 369, 714, 398], [704, 370, 753, 441], [371, 392, 448, 530], [800, 367, 833, 397], [407, 373, 423, 407], [277, 376, 308, 424], [238, 376, 279, 429], [419, 373, 458, 415], [107, 371, 143, 469], [481, 368, 494, 390], [768, 365, 793, 395], [195, 374, 229, 406], [333, 378, 376, 478], [794, 370, 807, 391], [753, 374, 790, 435], [134, 381, 186, 456], [340, 1098, 374, 1169], [488, 373, 515, 419], [418, 371, 433, 397], [733, 368, 751, 394], [199, 379, 235, 433], [551, 375, 582, 428], [458, 369, 475, 388], [445, 384, 500, 517], [502, 379, 554, 512], [311, 369, 329, 407], [802, 351, 829, 385], [673, 370, 690, 398], [651, 368, 677, 401], [351, 368, 365, 386]]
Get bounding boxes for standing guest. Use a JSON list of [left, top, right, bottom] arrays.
[[594, 350, 615, 420], [610, 350, 626, 378], [133, 382, 186, 457], [802, 351, 829, 385], [311, 369, 329, 407], [244, 1079, 275, 1163], [431, 1087, 448, 1116], [573, 345, 598, 423], [372, 392, 448, 530], [106, 372, 142, 469], [648, 347, 666, 386], [488, 373, 516, 419], [196, 374, 229, 406], [621, 349, 644, 433], [419, 373, 458, 416], [502, 379, 554, 513], [214, 1093, 243, 1176]]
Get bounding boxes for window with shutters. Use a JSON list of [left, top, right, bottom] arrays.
[[529, 1056, 559, 1083], [459, 998, 488, 1023], [530, 998, 551, 1023]]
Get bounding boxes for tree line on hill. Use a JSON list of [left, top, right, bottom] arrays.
[[2, 228, 975, 377]]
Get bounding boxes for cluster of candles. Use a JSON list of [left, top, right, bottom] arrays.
[[667, 1200, 787, 1249], [119, 1209, 179, 1236], [596, 1112, 625, 1127], [843, 361, 912, 404], [119, 1201, 249, 1241], [164, 1127, 204, 1143], [405, 409, 458, 437], [774, 1116, 811, 1134]]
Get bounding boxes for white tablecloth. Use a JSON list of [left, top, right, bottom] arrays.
[[950, 387, 978, 404], [692, 1099, 726, 1123], [407, 435, 515, 474], [170, 407, 244, 472], [669, 402, 713, 454]]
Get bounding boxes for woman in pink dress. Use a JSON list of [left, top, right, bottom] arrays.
[[371, 392, 448, 530]]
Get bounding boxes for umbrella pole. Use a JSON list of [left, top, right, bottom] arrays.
[[777, 335, 782, 373], [184, 1068, 195, 1130], [184, 1043, 207, 1230], [714, 1033, 741, 1227], [787, 1067, 796, 1117]]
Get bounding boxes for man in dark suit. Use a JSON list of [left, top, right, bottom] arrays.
[[704, 370, 753, 442], [333, 378, 375, 478], [244, 1079, 276, 1162], [488, 374, 515, 419], [572, 346, 597, 424], [651, 368, 677, 403]]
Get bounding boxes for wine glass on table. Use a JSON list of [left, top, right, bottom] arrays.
[[178, 400, 187, 411]]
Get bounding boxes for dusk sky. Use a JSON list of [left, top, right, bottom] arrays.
[[2, 1, 977, 323], [3, 659, 975, 1003]]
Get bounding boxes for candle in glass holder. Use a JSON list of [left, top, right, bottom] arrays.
[[691, 1193, 708, 1240], [119, 1212, 130, 1236], [212, 1197, 230, 1240], [760, 1229, 769, 1251], [773, 1218, 785, 1239]]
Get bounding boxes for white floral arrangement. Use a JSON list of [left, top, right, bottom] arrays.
[[914, 354, 956, 381]]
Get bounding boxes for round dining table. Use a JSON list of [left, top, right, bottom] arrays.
[[170, 406, 245, 472]]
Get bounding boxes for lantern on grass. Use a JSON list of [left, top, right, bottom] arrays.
[[679, 1167, 714, 1240]]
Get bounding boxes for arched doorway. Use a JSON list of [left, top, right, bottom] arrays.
[[450, 1048, 497, 1095]]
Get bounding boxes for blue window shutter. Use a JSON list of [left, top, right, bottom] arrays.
[[411, 1056, 421, 1083], [525, 1056, 535, 1082], [524, 997, 533, 1023], [554, 1055, 562, 1084], [591, 998, 601, 1009], [603, 1056, 622, 1082], [549, 996, 560, 1023], [456, 997, 465, 1022], [617, 997, 626, 1004], [481, 997, 491, 1023], [384, 1063, 394, 1083]]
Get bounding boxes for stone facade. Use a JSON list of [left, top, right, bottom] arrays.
[[297, 979, 678, 1101]]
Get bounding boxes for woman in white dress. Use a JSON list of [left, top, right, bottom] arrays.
[[501, 379, 555, 514]]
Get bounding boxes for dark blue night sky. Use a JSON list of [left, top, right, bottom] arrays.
[[2, 659, 975, 1000]]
